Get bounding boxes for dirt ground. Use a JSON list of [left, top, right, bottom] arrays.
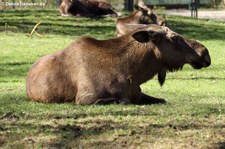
[[160, 9, 225, 21]]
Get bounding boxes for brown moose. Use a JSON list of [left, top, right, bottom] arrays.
[[116, 0, 165, 37], [59, 0, 117, 17], [26, 24, 211, 105]]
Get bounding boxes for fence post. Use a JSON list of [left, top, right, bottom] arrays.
[[12, 0, 15, 9], [190, 0, 199, 18], [124, 0, 133, 11], [0, 0, 2, 10]]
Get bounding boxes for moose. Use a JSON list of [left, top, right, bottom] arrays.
[[59, 0, 117, 17], [26, 24, 211, 105], [116, 0, 165, 37]]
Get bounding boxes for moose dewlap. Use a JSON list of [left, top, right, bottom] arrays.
[[26, 24, 211, 105]]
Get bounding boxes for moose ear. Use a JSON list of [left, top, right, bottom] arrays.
[[134, 0, 152, 13], [132, 30, 162, 43], [134, 4, 140, 10]]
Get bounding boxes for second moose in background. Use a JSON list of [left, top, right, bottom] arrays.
[[116, 0, 165, 37], [59, 0, 118, 17]]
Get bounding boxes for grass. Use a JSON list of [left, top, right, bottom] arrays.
[[0, 9, 225, 148]]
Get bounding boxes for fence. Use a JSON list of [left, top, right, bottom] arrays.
[[145, 0, 224, 8]]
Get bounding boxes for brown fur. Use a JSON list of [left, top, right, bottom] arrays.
[[59, 0, 117, 17], [26, 24, 211, 105], [59, 0, 72, 16]]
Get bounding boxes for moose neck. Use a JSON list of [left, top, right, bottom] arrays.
[[81, 36, 165, 86], [118, 37, 164, 85]]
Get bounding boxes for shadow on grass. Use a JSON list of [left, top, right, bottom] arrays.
[[0, 113, 124, 148], [1, 10, 225, 41], [0, 91, 225, 148], [0, 62, 30, 80], [217, 142, 225, 149], [1, 21, 115, 36], [166, 18, 225, 41], [0, 61, 30, 66], [1, 110, 225, 148], [166, 76, 225, 81], [0, 9, 116, 37]]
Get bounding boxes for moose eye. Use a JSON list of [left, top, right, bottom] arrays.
[[171, 35, 178, 41], [191, 43, 198, 48]]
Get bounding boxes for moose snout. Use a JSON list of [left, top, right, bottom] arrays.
[[188, 52, 211, 69], [202, 54, 211, 67]]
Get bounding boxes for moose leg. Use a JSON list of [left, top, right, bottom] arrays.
[[76, 96, 130, 105], [130, 87, 166, 104], [140, 92, 166, 105], [75, 85, 130, 105], [95, 98, 130, 105]]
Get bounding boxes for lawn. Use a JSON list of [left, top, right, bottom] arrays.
[[0, 9, 225, 148]]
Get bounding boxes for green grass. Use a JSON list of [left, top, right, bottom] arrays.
[[0, 9, 225, 148]]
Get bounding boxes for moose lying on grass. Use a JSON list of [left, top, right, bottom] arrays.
[[59, 0, 117, 17], [116, 0, 165, 37], [26, 24, 211, 105]]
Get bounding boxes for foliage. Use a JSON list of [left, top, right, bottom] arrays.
[[0, 9, 225, 148]]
